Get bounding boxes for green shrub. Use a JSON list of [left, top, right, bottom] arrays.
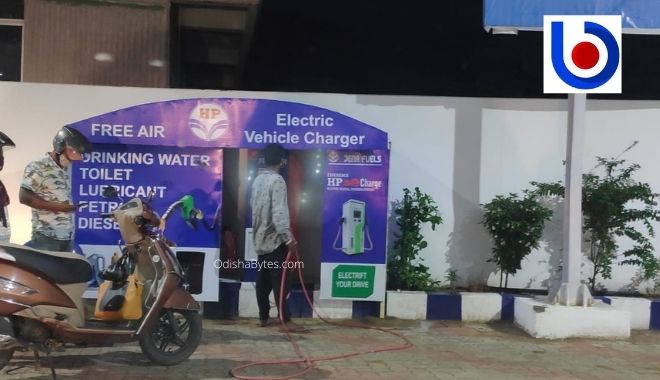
[[533, 157, 660, 292], [482, 192, 553, 288], [387, 187, 442, 291]]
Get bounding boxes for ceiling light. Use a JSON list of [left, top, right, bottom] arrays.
[[94, 53, 114, 62]]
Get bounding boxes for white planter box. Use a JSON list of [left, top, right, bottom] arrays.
[[238, 283, 275, 318], [386, 290, 427, 319], [461, 292, 502, 321], [515, 297, 630, 339], [312, 291, 353, 319], [606, 297, 651, 330]]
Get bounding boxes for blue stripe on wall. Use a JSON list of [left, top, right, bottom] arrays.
[[288, 284, 314, 318], [426, 293, 461, 320], [501, 293, 515, 321], [204, 281, 241, 319], [220, 281, 241, 319], [352, 301, 381, 318], [650, 300, 660, 330], [243, 267, 258, 282]]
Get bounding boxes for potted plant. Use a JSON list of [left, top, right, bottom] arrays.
[[482, 192, 553, 289]]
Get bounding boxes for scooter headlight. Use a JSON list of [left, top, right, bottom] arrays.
[[0, 277, 37, 295]]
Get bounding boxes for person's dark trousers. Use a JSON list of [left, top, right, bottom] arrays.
[[256, 243, 292, 324], [30, 232, 72, 252]]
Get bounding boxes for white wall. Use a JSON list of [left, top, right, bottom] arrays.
[[2, 82, 660, 292]]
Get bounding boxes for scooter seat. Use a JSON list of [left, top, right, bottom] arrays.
[[0, 243, 93, 284]]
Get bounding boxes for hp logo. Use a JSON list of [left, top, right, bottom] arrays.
[[544, 15, 622, 94], [188, 103, 230, 141]]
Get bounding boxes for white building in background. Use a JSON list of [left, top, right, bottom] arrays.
[[2, 81, 660, 293]]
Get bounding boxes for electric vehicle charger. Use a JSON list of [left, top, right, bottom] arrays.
[[229, 248, 413, 380], [332, 206, 374, 255]]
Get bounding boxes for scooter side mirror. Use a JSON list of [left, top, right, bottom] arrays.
[[102, 186, 119, 199]]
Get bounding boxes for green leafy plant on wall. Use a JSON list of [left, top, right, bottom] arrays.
[[533, 157, 660, 292], [482, 192, 553, 289], [444, 269, 460, 292], [387, 187, 443, 291], [643, 259, 660, 297]]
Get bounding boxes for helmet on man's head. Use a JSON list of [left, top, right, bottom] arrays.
[[53, 126, 92, 155], [0, 132, 15, 151]]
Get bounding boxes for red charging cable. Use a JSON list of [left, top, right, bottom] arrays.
[[229, 250, 413, 380]]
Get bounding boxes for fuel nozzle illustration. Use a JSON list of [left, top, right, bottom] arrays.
[[163, 195, 218, 231], [333, 199, 373, 255], [178, 195, 204, 230]]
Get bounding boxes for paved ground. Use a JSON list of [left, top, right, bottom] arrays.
[[3, 318, 660, 380]]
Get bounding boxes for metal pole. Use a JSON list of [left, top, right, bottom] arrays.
[[553, 93, 592, 306]]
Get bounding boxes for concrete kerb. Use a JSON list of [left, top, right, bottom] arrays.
[[203, 282, 660, 330]]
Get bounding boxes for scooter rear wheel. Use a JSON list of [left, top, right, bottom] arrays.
[[139, 309, 202, 366], [0, 349, 14, 371]]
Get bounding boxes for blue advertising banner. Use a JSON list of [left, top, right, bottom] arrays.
[[69, 99, 388, 150], [69, 98, 389, 302], [73, 144, 222, 247], [73, 144, 222, 299], [320, 149, 389, 301], [484, 0, 660, 32]]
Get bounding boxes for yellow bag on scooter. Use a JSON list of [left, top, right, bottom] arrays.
[[94, 274, 143, 321]]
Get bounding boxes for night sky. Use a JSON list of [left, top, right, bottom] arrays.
[[243, 0, 660, 100]]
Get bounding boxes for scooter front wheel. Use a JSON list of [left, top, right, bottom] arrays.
[[0, 348, 14, 371], [139, 309, 202, 366]]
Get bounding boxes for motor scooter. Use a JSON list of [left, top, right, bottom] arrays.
[[0, 187, 202, 371]]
